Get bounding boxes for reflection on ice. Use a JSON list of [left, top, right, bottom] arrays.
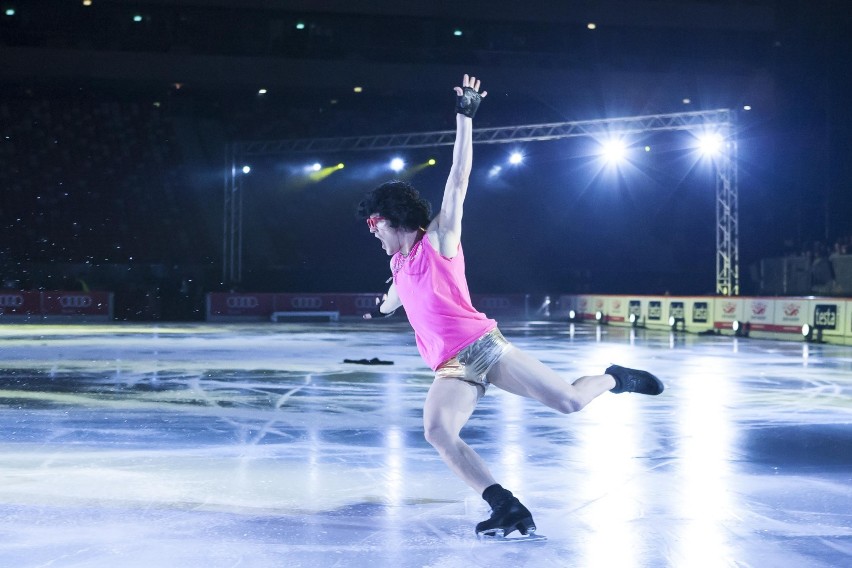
[[0, 321, 850, 567]]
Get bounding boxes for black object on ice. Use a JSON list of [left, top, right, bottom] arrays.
[[343, 358, 394, 365]]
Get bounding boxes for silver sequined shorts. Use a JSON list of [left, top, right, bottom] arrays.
[[434, 328, 512, 390]]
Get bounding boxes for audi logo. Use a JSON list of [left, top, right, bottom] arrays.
[[355, 296, 380, 309], [60, 295, 92, 308], [290, 297, 323, 309], [0, 294, 24, 307], [226, 296, 259, 308]]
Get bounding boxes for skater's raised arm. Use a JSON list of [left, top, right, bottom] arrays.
[[428, 74, 486, 258]]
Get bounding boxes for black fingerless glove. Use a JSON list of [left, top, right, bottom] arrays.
[[455, 86, 482, 118], [368, 307, 396, 319]]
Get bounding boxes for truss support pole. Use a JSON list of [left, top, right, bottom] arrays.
[[715, 126, 739, 296], [222, 143, 243, 286]]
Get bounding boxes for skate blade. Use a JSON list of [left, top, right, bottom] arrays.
[[477, 529, 547, 543], [478, 532, 547, 543]]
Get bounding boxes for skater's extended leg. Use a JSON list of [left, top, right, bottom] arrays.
[[487, 347, 616, 413], [422, 377, 497, 494], [606, 364, 664, 395]]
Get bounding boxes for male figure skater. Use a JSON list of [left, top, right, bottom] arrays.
[[358, 74, 663, 539]]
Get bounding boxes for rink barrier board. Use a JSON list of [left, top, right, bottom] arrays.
[[206, 292, 384, 321], [556, 294, 852, 344], [1, 290, 845, 344], [0, 290, 113, 321]]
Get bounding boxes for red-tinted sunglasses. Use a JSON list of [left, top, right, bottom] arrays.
[[366, 216, 387, 230]]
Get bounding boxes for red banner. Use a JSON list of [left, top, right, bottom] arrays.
[[0, 290, 41, 315], [41, 292, 112, 316], [207, 293, 274, 317]]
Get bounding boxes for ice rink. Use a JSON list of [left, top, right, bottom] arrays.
[[1, 320, 850, 567]]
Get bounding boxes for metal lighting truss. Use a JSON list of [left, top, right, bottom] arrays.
[[225, 109, 738, 295]]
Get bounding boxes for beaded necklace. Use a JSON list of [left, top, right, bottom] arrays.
[[391, 236, 424, 278]]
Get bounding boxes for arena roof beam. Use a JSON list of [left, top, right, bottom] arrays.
[[236, 109, 734, 155]]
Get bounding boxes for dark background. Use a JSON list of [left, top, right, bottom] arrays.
[[1, 0, 850, 312]]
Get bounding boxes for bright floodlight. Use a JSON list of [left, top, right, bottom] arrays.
[[509, 152, 523, 165], [698, 132, 724, 156], [311, 162, 321, 171], [241, 165, 251, 174], [390, 158, 405, 172], [601, 139, 626, 164]]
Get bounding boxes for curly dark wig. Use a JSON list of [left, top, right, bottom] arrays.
[[357, 180, 432, 231]]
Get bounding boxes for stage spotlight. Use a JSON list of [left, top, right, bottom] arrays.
[[309, 163, 345, 181], [600, 139, 626, 164], [802, 323, 824, 343], [5, 8, 15, 16], [535, 296, 552, 318], [241, 165, 251, 174], [403, 159, 439, 176], [311, 162, 321, 172], [697, 132, 724, 156], [133, 14, 143, 22], [732, 320, 750, 337], [258, 88, 267, 95], [509, 152, 523, 165], [295, 22, 306, 30], [669, 315, 685, 332]]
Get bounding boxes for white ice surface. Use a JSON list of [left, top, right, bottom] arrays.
[[1, 321, 851, 567]]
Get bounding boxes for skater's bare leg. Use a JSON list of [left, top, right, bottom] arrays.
[[423, 377, 496, 494], [487, 347, 615, 412]]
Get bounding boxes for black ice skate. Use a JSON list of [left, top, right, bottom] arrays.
[[476, 496, 546, 542], [607, 364, 664, 395]]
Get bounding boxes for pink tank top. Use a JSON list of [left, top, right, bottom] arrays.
[[393, 236, 496, 370]]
